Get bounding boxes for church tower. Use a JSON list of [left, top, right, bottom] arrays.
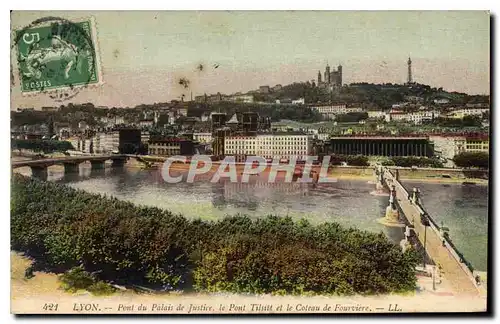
[[317, 70, 322, 84], [407, 57, 413, 84], [337, 64, 343, 87], [325, 63, 331, 84]]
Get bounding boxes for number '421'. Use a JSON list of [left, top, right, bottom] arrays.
[[42, 303, 58, 311]]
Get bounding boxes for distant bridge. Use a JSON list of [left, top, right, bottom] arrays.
[[11, 155, 128, 180], [381, 167, 481, 296]]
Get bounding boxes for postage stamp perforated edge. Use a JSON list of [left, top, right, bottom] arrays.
[[11, 15, 104, 98]]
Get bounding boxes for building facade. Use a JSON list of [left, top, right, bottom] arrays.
[[148, 138, 195, 156], [193, 132, 213, 144], [385, 111, 438, 125], [328, 136, 433, 157], [447, 108, 489, 119], [464, 137, 489, 153], [367, 110, 385, 119], [94, 131, 120, 153], [292, 98, 305, 105], [430, 134, 489, 166], [224, 134, 312, 161], [309, 104, 363, 120]]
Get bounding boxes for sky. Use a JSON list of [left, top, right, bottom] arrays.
[[10, 11, 490, 109]]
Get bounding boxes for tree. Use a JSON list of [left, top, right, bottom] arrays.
[[452, 152, 489, 169], [462, 115, 482, 127], [11, 139, 74, 153], [12, 174, 420, 295], [335, 112, 368, 123]]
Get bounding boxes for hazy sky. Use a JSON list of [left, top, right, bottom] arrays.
[[11, 11, 490, 109]]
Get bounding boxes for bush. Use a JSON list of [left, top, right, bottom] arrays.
[[11, 174, 419, 295], [381, 159, 395, 166], [328, 154, 369, 167], [87, 281, 117, 296], [389, 156, 444, 168], [346, 155, 369, 166], [59, 266, 116, 295], [453, 152, 489, 169], [59, 266, 96, 292], [11, 139, 73, 153], [335, 112, 369, 123]]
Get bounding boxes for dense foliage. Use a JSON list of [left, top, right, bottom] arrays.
[[433, 116, 482, 128], [334, 112, 369, 123], [382, 157, 444, 168], [452, 152, 489, 169], [59, 266, 117, 295], [329, 154, 370, 167], [11, 139, 74, 153], [11, 175, 419, 295]]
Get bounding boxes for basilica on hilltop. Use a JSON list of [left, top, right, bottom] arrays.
[[317, 63, 342, 90]]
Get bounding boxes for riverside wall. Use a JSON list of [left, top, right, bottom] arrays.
[[388, 167, 489, 180]]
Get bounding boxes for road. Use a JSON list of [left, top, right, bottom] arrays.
[[383, 169, 481, 296]]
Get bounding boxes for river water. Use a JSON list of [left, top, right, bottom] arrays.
[[27, 164, 488, 271]]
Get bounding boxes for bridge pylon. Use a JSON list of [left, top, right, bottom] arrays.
[[63, 162, 80, 174], [378, 174, 405, 227], [30, 166, 48, 181]]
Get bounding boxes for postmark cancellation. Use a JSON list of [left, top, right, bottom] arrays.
[[12, 16, 103, 100]]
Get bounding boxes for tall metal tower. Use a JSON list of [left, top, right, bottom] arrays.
[[407, 57, 413, 84]]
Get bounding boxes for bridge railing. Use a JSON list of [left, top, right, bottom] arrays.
[[383, 167, 478, 282]]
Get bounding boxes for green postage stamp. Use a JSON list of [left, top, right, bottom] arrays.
[[13, 17, 102, 96]]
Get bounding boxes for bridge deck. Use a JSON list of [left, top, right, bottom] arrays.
[[11, 155, 126, 168], [383, 169, 480, 296]]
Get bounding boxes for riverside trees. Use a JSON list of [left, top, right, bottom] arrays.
[[11, 139, 74, 154], [452, 152, 489, 169], [11, 174, 419, 295]]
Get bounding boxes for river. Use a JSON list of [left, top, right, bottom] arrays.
[[20, 163, 488, 271]]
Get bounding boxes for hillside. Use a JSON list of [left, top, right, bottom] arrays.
[[251, 82, 489, 109]]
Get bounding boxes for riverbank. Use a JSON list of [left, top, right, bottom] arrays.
[[125, 159, 488, 185], [10, 153, 488, 185], [11, 252, 486, 314]]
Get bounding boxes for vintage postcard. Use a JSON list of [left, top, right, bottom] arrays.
[[10, 11, 490, 315]]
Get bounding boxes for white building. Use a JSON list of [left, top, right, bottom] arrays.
[[139, 119, 154, 128], [141, 131, 150, 144], [385, 111, 437, 125], [292, 98, 305, 105], [447, 108, 489, 119], [114, 116, 125, 125], [78, 121, 88, 131], [391, 102, 409, 109], [310, 104, 360, 114], [94, 131, 119, 153], [193, 132, 212, 144], [367, 110, 385, 119], [430, 135, 465, 166], [430, 134, 489, 166], [224, 133, 312, 161], [434, 98, 450, 104], [316, 133, 330, 141], [229, 94, 254, 103], [309, 104, 363, 119]]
